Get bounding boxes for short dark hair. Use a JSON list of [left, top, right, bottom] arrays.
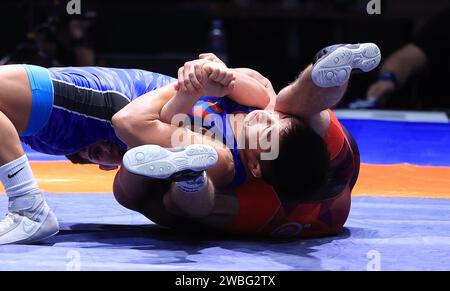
[[260, 116, 330, 200], [65, 153, 93, 164]]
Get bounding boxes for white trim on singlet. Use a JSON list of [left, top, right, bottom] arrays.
[[52, 105, 113, 124]]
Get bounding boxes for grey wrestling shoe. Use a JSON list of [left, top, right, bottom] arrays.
[[123, 144, 218, 181], [312, 43, 381, 88], [0, 194, 59, 245]]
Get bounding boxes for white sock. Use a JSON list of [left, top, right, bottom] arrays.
[[175, 171, 208, 193], [0, 155, 41, 200]]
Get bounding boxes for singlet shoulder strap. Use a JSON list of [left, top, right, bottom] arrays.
[[224, 114, 247, 188]]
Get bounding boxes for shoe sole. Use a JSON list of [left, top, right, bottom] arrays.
[[123, 144, 218, 179], [312, 43, 381, 88]]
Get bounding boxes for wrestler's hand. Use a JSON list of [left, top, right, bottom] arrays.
[[175, 59, 235, 98], [202, 61, 236, 97], [175, 59, 208, 96], [199, 52, 226, 66]]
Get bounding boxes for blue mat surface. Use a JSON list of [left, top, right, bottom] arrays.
[[9, 117, 449, 271], [340, 119, 450, 166], [1, 194, 449, 271]]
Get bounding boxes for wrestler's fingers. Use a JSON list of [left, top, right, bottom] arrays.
[[188, 65, 202, 90], [177, 66, 186, 92], [183, 62, 193, 92], [194, 62, 204, 84], [210, 68, 230, 85], [220, 72, 236, 87], [202, 62, 214, 75], [199, 53, 217, 62], [228, 80, 236, 93], [208, 66, 221, 80], [199, 53, 226, 66], [183, 77, 196, 94]]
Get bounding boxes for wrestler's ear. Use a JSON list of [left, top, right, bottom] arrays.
[[248, 161, 262, 178]]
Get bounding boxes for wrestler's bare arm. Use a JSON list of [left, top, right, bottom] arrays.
[[159, 60, 236, 124], [232, 67, 277, 109], [112, 87, 237, 217], [159, 60, 273, 124], [200, 53, 276, 109]]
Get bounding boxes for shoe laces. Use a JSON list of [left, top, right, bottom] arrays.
[[0, 213, 19, 232]]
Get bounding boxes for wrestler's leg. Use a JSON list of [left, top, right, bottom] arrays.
[[276, 43, 381, 123], [113, 165, 232, 232], [0, 65, 32, 162], [119, 144, 224, 221], [289, 64, 349, 113], [0, 65, 58, 244], [113, 166, 181, 227]]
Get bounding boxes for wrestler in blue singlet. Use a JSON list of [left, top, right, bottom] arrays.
[[20, 65, 253, 187], [20, 66, 175, 155]]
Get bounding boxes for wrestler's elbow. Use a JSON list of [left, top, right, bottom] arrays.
[[112, 111, 148, 144], [112, 111, 133, 136]]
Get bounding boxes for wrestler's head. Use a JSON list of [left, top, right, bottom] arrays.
[[242, 110, 330, 200], [66, 141, 124, 171]]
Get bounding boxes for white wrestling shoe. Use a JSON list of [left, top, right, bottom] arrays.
[[123, 144, 218, 181], [312, 43, 381, 88], [0, 194, 59, 245]]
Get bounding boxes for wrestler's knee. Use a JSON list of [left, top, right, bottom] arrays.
[[112, 168, 143, 211], [112, 167, 170, 212], [113, 170, 129, 208]]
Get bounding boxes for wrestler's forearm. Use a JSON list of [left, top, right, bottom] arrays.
[[228, 69, 275, 109], [198, 53, 274, 109], [233, 68, 273, 91], [160, 74, 271, 123], [160, 68, 274, 124], [159, 90, 200, 124], [122, 82, 177, 118], [112, 82, 178, 145]]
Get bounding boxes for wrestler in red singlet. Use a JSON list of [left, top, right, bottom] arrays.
[[227, 110, 359, 238]]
